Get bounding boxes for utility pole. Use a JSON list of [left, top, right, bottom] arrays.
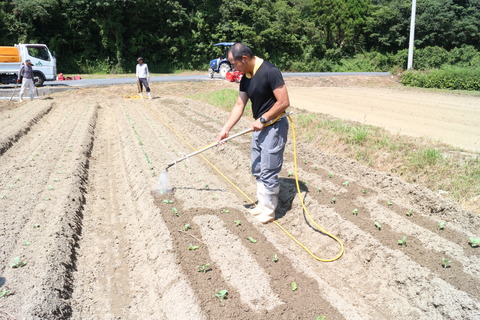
[[407, 0, 417, 70]]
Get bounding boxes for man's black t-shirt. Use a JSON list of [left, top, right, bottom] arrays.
[[239, 61, 285, 119]]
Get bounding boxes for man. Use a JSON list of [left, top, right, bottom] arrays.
[[18, 60, 35, 102], [216, 43, 290, 223], [136, 57, 152, 99]]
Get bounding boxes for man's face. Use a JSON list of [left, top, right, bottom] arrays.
[[228, 53, 246, 73], [138, 60, 143, 64]]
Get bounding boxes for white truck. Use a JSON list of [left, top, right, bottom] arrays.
[[0, 44, 56, 87]]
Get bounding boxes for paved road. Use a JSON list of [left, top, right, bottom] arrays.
[[1, 72, 390, 93]]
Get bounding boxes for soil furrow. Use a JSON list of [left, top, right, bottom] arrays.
[[0, 103, 98, 318], [71, 101, 207, 319], [1, 82, 478, 319], [0, 101, 53, 156], [0, 103, 91, 268]]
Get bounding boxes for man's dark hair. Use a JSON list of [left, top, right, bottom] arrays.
[[228, 43, 254, 61]]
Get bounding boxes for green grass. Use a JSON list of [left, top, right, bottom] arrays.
[[190, 88, 251, 112], [401, 67, 480, 91], [292, 111, 480, 206]]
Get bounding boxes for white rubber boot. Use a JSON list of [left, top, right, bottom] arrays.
[[148, 92, 152, 99], [249, 181, 265, 216], [255, 186, 279, 224]]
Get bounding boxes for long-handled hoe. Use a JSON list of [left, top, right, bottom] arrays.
[[156, 112, 292, 194], [9, 84, 18, 101]]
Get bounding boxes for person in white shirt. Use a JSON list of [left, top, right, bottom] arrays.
[[136, 57, 152, 99]]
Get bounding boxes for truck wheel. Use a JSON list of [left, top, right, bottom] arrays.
[[33, 73, 45, 87], [208, 68, 214, 78], [219, 64, 230, 79]]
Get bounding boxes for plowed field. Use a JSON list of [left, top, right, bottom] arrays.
[[0, 81, 479, 320]]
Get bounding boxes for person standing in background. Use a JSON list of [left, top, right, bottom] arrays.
[[136, 57, 152, 99], [18, 60, 35, 102]]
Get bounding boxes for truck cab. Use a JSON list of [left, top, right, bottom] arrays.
[[0, 44, 56, 86]]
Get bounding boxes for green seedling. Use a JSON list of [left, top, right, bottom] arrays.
[[212, 194, 218, 200], [273, 253, 279, 262], [222, 209, 230, 213], [197, 263, 211, 273], [204, 184, 210, 189], [374, 221, 382, 230], [234, 220, 241, 226], [313, 166, 318, 170], [442, 258, 451, 268], [291, 282, 298, 291], [53, 178, 60, 182], [438, 222, 446, 230], [23, 241, 31, 246], [247, 237, 257, 243], [188, 244, 199, 251], [301, 181, 307, 186], [316, 187, 322, 192], [316, 316, 326, 320], [362, 189, 367, 194], [44, 197, 51, 201], [328, 172, 334, 178], [303, 159, 307, 164], [182, 224, 191, 231], [387, 200, 393, 206], [288, 171, 293, 177], [406, 209, 413, 217], [10, 256, 27, 268], [0, 289, 11, 298], [469, 237, 480, 247], [214, 289, 228, 300], [47, 185, 54, 190], [33, 224, 40, 228], [398, 236, 407, 247], [163, 199, 174, 204], [172, 207, 178, 216], [342, 181, 349, 186], [330, 197, 336, 204], [352, 208, 359, 216]]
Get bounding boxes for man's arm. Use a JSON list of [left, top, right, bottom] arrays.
[[18, 66, 24, 81], [216, 91, 249, 142], [252, 84, 290, 131]]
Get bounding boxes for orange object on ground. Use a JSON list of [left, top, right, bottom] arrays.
[[225, 71, 243, 82], [0, 46, 21, 63]]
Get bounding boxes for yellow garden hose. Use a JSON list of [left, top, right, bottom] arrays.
[[143, 100, 344, 262]]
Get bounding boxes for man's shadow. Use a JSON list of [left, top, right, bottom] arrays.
[[277, 177, 308, 220]]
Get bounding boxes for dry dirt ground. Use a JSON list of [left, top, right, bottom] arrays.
[[0, 79, 479, 320], [287, 77, 480, 152]]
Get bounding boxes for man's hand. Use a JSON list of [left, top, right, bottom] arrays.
[[17, 79, 21, 84], [216, 128, 229, 142], [252, 118, 265, 131]]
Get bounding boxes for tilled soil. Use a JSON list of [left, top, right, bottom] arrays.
[[0, 83, 479, 320]]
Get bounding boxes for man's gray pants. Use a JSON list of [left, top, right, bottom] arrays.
[[251, 117, 288, 192]]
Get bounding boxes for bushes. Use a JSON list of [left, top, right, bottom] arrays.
[[401, 67, 480, 91], [286, 45, 480, 77]]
